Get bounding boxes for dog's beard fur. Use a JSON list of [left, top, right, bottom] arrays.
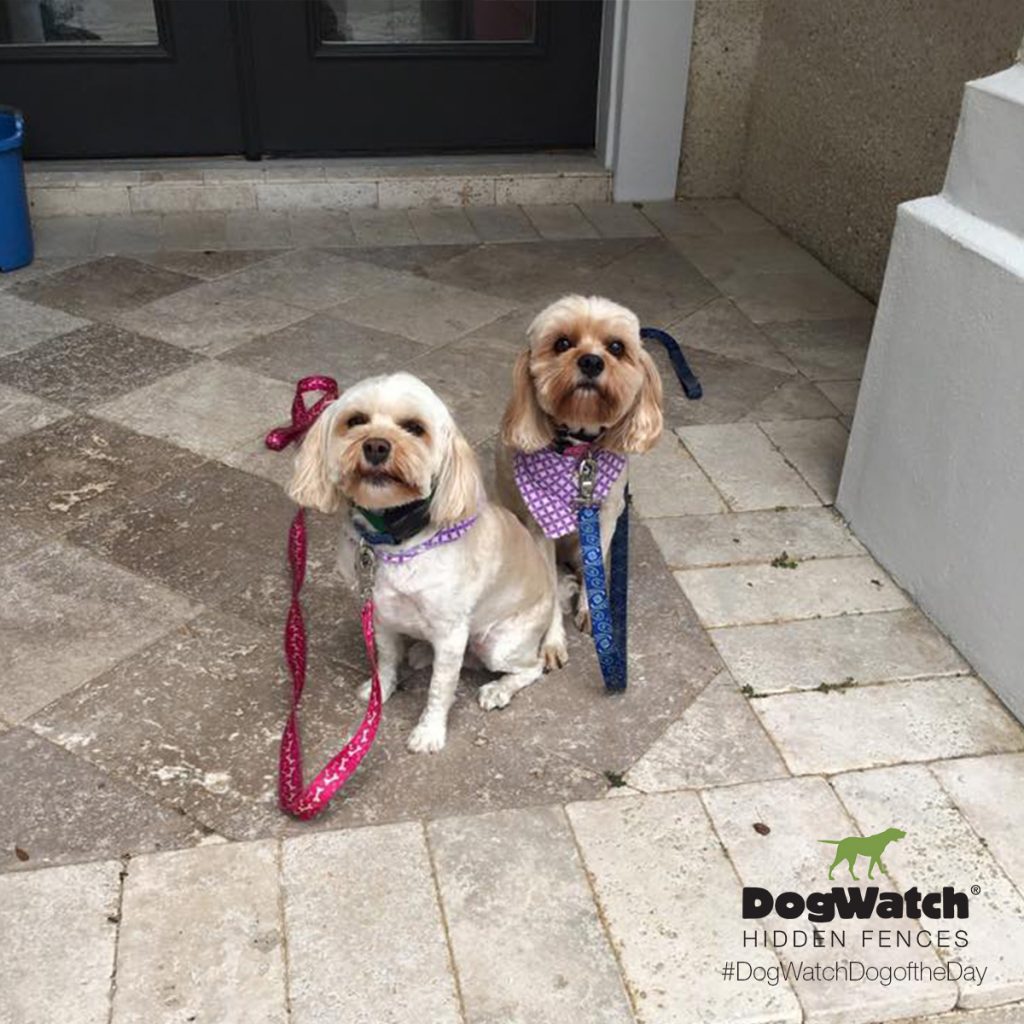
[[334, 425, 430, 509], [530, 352, 639, 431]]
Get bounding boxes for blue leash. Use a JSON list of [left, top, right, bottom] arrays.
[[579, 326, 701, 692]]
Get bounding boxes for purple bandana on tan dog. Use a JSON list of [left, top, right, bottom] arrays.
[[514, 447, 626, 539]]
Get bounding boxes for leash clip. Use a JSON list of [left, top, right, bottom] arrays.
[[575, 453, 599, 507], [356, 538, 377, 601]]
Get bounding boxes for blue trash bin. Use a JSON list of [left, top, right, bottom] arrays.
[[0, 106, 34, 273]]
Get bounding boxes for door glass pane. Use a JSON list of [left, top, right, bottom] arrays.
[[319, 0, 536, 44], [0, 0, 158, 45]]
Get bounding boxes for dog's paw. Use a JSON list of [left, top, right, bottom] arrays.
[[574, 605, 592, 634], [406, 641, 433, 671], [478, 681, 514, 710], [542, 640, 569, 670], [406, 718, 446, 754]]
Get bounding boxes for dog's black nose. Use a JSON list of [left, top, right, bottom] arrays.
[[362, 438, 391, 465], [577, 353, 605, 379]]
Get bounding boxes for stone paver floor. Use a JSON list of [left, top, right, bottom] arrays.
[[2, 199, 1023, 1024]]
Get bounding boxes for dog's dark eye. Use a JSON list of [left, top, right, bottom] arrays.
[[401, 419, 426, 437], [346, 413, 368, 428], [606, 339, 625, 358], [553, 336, 572, 354]]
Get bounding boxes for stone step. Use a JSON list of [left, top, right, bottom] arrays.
[[25, 153, 612, 218]]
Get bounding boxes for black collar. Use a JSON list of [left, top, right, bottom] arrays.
[[353, 494, 433, 545]]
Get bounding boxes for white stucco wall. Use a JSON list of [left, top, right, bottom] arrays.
[[838, 62, 1024, 721]]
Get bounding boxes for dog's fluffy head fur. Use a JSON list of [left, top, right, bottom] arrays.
[[501, 294, 663, 454], [288, 372, 480, 522]]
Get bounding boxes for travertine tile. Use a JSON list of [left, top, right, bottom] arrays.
[[378, 175, 494, 209], [711, 608, 969, 694], [284, 823, 460, 1024], [629, 434, 726, 518], [754, 677, 1024, 774], [495, 174, 609, 205], [567, 792, 802, 1024], [406, 207, 479, 245], [703, 776, 956, 1024], [670, 229, 825, 281], [13, 254, 198, 319], [222, 248, 403, 311], [0, 291, 89, 357], [0, 523, 47, 567], [0, 413, 205, 539], [648, 507, 862, 569], [349, 207, 418, 246], [0, 381, 68, 443], [742, 377, 842, 421], [670, 296, 796, 373], [579, 201, 660, 238], [762, 319, 872, 380], [94, 361, 294, 459], [333, 242, 474, 275], [761, 418, 849, 504], [626, 670, 788, 791], [815, 379, 861, 416], [95, 213, 163, 253], [221, 311, 429, 386], [286, 209, 356, 247], [0, 540, 198, 721], [0, 728, 204, 872], [114, 276, 309, 356], [898, 1004, 1024, 1024], [638, 200, 719, 237], [31, 183, 130, 216], [142, 248, 276, 280], [675, 555, 910, 628], [523, 203, 601, 240], [676, 423, 820, 511], [0, 859, 121, 1024], [113, 842, 287, 1024], [0, 322, 200, 409], [224, 211, 294, 249], [330, 273, 515, 346], [932, 753, 1024, 891], [718, 269, 875, 323], [31, 215, 99, 257], [255, 179, 376, 211], [833, 764, 1024, 1008], [130, 182, 257, 214], [158, 210, 229, 249], [429, 806, 631, 1024], [692, 198, 776, 233], [465, 204, 539, 242]]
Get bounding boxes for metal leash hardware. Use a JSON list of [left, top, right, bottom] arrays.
[[356, 537, 377, 601], [576, 452, 598, 506]]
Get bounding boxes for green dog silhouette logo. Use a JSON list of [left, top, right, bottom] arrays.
[[819, 828, 906, 880]]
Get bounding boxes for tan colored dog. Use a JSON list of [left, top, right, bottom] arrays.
[[289, 372, 554, 753], [496, 295, 663, 668]]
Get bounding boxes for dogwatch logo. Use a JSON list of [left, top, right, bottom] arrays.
[[721, 826, 989, 990]]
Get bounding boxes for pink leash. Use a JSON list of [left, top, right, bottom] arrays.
[[266, 376, 382, 820]]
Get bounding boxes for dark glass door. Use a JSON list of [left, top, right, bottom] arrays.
[[0, 0, 244, 158], [242, 0, 603, 155], [0, 0, 602, 160]]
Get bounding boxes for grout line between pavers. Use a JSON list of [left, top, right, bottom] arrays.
[[419, 819, 470, 1024], [105, 854, 130, 1024], [560, 804, 641, 1024], [668, 429, 735, 511], [753, 417, 839, 507], [274, 839, 296, 1022], [694, 790, 807, 1023]]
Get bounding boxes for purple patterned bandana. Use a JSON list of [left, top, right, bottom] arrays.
[[514, 447, 626, 539], [369, 515, 479, 565]]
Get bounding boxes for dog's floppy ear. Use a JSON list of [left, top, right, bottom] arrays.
[[603, 346, 664, 454], [501, 349, 552, 453], [432, 424, 481, 524], [287, 409, 343, 513]]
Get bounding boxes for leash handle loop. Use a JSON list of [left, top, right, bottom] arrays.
[[640, 326, 703, 400], [265, 375, 340, 451]]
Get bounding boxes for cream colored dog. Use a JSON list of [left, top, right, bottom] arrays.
[[496, 295, 663, 669], [288, 372, 553, 753]]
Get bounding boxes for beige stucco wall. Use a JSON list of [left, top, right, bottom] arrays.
[[678, 0, 1024, 300], [676, 0, 765, 197]]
